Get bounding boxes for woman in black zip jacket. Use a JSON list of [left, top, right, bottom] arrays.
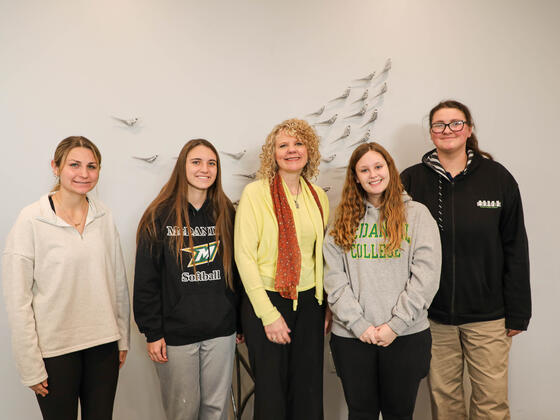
[[401, 100, 530, 420], [133, 139, 241, 420]]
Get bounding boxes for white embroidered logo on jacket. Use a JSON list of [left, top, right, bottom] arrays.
[[477, 200, 501, 209]]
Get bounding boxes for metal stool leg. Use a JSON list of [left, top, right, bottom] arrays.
[[231, 345, 255, 420]]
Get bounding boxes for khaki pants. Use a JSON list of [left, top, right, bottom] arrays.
[[428, 319, 512, 420]]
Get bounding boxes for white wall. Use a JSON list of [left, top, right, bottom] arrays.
[[1, 1, 558, 418]]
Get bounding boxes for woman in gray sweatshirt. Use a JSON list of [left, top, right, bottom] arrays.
[[323, 142, 441, 420]]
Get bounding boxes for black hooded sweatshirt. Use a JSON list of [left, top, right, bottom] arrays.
[[401, 150, 531, 331], [134, 200, 240, 345]]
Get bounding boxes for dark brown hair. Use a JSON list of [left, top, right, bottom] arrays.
[[331, 142, 406, 253], [429, 100, 493, 160], [52, 136, 102, 191], [136, 139, 235, 288]]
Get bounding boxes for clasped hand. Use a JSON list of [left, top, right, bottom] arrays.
[[264, 308, 332, 345], [264, 316, 292, 344], [359, 324, 397, 347]]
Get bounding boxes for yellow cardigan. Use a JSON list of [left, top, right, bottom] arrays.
[[234, 177, 329, 325]]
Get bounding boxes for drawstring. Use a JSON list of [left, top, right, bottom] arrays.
[[424, 149, 476, 234], [437, 177, 444, 232]]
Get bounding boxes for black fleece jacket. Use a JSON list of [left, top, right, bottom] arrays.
[[133, 200, 241, 345], [401, 150, 531, 330]]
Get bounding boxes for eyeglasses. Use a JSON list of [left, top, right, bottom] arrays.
[[430, 120, 467, 134]]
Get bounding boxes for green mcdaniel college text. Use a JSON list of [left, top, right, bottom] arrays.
[[351, 223, 411, 259]]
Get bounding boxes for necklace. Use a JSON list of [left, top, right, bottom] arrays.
[[53, 194, 88, 228], [293, 182, 301, 209]]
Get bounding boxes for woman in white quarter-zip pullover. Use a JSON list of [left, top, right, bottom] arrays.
[[2, 136, 130, 420]]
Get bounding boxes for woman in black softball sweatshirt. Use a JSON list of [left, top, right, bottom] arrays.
[[134, 139, 240, 420]]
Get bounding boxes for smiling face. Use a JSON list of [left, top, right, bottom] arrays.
[[52, 147, 100, 196], [355, 150, 390, 207], [185, 145, 218, 193], [274, 131, 309, 177], [430, 107, 473, 155]]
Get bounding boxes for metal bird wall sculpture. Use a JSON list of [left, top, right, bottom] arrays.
[[321, 154, 336, 163], [352, 89, 368, 104], [222, 150, 247, 160], [349, 130, 371, 147], [329, 87, 351, 102], [132, 154, 158, 163], [298, 57, 391, 203], [314, 114, 338, 126], [235, 172, 257, 180], [125, 58, 392, 210], [307, 106, 325, 117], [345, 103, 368, 119], [355, 72, 376, 82], [361, 109, 378, 127], [331, 125, 351, 143], [113, 116, 139, 127], [373, 82, 388, 98], [381, 58, 392, 74]]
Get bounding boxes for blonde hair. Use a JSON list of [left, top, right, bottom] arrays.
[[331, 142, 406, 253], [257, 118, 321, 181]]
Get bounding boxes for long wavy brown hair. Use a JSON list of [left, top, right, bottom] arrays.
[[257, 118, 321, 181], [136, 139, 235, 289], [331, 142, 406, 253]]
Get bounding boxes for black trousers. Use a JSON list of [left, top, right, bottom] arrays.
[[36, 341, 120, 420], [242, 289, 325, 420], [330, 329, 431, 420]]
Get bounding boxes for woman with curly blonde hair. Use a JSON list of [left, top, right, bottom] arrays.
[[235, 118, 330, 419], [324, 142, 441, 419]]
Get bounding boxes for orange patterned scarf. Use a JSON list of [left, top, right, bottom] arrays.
[[270, 174, 324, 300]]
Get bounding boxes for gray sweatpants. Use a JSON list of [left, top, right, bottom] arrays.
[[155, 333, 236, 420]]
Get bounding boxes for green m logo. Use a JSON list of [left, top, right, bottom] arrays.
[[182, 240, 220, 267]]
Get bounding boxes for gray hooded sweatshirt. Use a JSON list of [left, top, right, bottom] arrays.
[[323, 194, 441, 338]]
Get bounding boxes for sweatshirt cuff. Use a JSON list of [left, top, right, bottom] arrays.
[[236, 315, 244, 334], [505, 317, 530, 331], [387, 316, 408, 336], [146, 331, 164, 343], [117, 338, 129, 351], [261, 307, 281, 326], [349, 317, 372, 338], [22, 372, 49, 388]]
